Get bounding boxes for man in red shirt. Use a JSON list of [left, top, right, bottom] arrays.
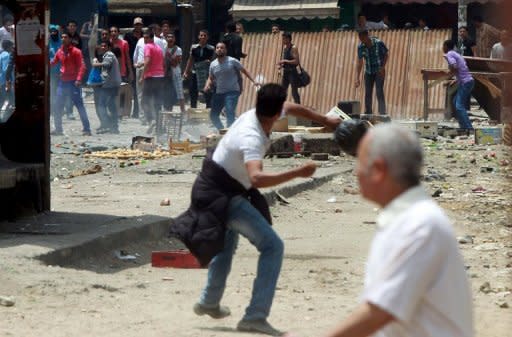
[[50, 32, 91, 136], [110, 26, 133, 81], [139, 30, 165, 134]]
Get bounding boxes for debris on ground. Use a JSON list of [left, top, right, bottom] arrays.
[[0, 295, 15, 307], [457, 235, 474, 244], [114, 250, 137, 261], [85, 149, 177, 160], [68, 164, 102, 178]]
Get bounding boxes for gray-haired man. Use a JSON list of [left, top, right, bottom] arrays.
[[287, 124, 473, 337]]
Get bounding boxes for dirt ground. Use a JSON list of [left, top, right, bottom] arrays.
[[1, 127, 511, 336]]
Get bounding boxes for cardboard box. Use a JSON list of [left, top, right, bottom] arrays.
[[188, 108, 210, 121], [474, 127, 503, 145], [200, 134, 223, 149], [151, 250, 203, 268], [399, 121, 438, 139]]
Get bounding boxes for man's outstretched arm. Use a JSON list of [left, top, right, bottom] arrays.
[[283, 102, 341, 130], [246, 160, 316, 189]]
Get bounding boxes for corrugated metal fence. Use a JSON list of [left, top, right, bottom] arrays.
[[238, 29, 451, 119]]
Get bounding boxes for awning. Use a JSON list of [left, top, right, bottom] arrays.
[[360, 0, 503, 4], [230, 0, 340, 21], [107, 0, 176, 15]]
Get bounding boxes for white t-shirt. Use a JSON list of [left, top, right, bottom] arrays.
[[212, 109, 270, 189], [133, 37, 145, 65], [363, 186, 473, 337], [154, 36, 167, 55]]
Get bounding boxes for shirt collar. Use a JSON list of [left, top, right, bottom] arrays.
[[376, 185, 430, 229]]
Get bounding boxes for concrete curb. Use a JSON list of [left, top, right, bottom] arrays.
[[38, 168, 341, 267]]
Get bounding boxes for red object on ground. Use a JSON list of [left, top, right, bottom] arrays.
[[151, 250, 203, 268]]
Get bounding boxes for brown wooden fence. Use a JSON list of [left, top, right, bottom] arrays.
[[237, 29, 451, 119]]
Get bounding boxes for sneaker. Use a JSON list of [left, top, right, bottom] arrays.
[[193, 303, 231, 319], [67, 115, 75, 120], [50, 130, 63, 136], [110, 129, 120, 134], [96, 127, 109, 134], [236, 319, 283, 336], [82, 131, 92, 136]]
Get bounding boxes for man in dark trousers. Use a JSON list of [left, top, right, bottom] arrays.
[[355, 29, 389, 116], [183, 30, 215, 109], [124, 17, 144, 118], [170, 83, 340, 336], [279, 32, 301, 104]]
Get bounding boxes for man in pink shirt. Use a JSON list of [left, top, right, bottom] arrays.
[[50, 32, 91, 136], [139, 30, 164, 134], [110, 26, 133, 81]]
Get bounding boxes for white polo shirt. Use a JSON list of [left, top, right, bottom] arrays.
[[363, 185, 473, 337], [212, 109, 270, 189]]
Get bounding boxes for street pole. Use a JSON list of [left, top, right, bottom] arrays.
[[458, 0, 468, 28]]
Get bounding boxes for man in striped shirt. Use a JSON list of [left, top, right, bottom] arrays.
[[355, 29, 389, 116]]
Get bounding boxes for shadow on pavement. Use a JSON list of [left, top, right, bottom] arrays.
[[0, 211, 184, 274]]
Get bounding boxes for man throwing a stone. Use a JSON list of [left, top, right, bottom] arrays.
[[171, 83, 341, 336]]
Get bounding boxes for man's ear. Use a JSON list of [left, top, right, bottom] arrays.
[[371, 158, 388, 183]]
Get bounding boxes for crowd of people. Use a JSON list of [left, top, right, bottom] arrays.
[[44, 17, 259, 136], [0, 11, 508, 136]]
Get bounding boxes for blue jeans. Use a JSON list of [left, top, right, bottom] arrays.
[[364, 73, 386, 115], [199, 195, 284, 321], [454, 80, 474, 130], [54, 80, 90, 132], [210, 91, 240, 130], [97, 86, 120, 131]]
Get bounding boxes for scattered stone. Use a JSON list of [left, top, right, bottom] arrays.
[[311, 153, 329, 161], [457, 235, 474, 244], [334, 208, 343, 213], [497, 301, 509, 309], [479, 282, 493, 294], [160, 198, 171, 206], [91, 284, 119, 292], [114, 250, 137, 260], [275, 192, 290, 205], [0, 296, 15, 307], [343, 187, 358, 195], [424, 169, 445, 181], [474, 243, 502, 251], [480, 167, 494, 173], [431, 189, 442, 198], [471, 186, 487, 193]]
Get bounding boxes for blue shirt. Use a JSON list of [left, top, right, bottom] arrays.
[[358, 37, 388, 75], [0, 50, 13, 85]]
